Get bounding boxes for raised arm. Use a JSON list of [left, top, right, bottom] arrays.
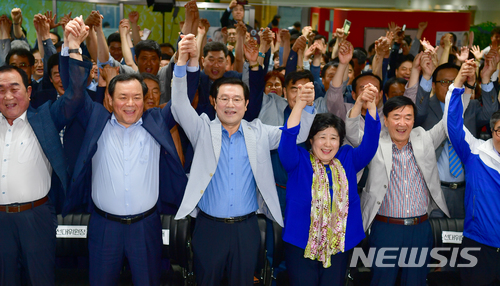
[[220, 0, 236, 28], [93, 11, 109, 64], [171, 34, 204, 144], [233, 21, 246, 73], [351, 96, 380, 173], [279, 29, 290, 67], [278, 82, 311, 172], [326, 41, 353, 118], [50, 16, 91, 130], [476, 47, 500, 125], [119, 19, 138, 71], [439, 34, 452, 65], [128, 11, 141, 46], [182, 0, 199, 36], [11, 8, 24, 39]]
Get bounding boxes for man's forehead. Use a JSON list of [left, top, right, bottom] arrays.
[[207, 51, 225, 58], [9, 55, 29, 63], [290, 78, 311, 87], [389, 105, 414, 116], [357, 76, 380, 89], [436, 68, 458, 80]]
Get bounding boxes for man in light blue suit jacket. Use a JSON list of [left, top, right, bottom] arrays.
[[171, 34, 316, 286]]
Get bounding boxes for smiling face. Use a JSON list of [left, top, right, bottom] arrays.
[[109, 41, 123, 61], [136, 50, 160, 75], [143, 78, 160, 110], [353, 75, 383, 106], [322, 65, 337, 91], [432, 68, 458, 103], [227, 28, 237, 44], [32, 51, 44, 80], [109, 80, 144, 128], [203, 50, 227, 81], [232, 4, 245, 22], [395, 61, 412, 81], [9, 55, 32, 84], [384, 105, 414, 149], [0, 70, 31, 125], [387, 82, 405, 99], [214, 84, 248, 130], [310, 127, 340, 164], [49, 65, 65, 96], [265, 77, 283, 96]]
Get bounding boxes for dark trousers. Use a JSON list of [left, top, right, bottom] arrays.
[[460, 237, 500, 286], [88, 209, 162, 286], [0, 202, 56, 285], [430, 184, 465, 219], [192, 213, 260, 286], [284, 242, 349, 286], [369, 219, 433, 286]]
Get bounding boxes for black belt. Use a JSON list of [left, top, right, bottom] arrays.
[[200, 211, 255, 224], [375, 214, 428, 226], [440, 181, 465, 190], [94, 205, 156, 225]]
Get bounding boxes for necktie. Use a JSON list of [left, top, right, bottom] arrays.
[[448, 139, 463, 177]]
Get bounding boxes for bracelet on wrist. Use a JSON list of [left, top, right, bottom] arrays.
[[249, 63, 260, 69], [258, 52, 265, 58]]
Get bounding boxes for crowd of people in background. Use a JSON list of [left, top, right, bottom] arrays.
[[0, 1, 500, 285]]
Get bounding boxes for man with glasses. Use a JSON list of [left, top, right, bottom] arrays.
[[415, 57, 499, 218], [444, 59, 500, 286], [6, 48, 34, 86], [171, 41, 316, 284]]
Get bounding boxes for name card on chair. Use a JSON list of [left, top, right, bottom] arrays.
[[162, 229, 170, 245], [442, 231, 463, 244], [56, 226, 88, 238]]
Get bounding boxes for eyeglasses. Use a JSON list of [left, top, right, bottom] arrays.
[[10, 63, 31, 68], [436, 79, 454, 86], [265, 83, 282, 89], [493, 128, 500, 137], [217, 96, 245, 105]]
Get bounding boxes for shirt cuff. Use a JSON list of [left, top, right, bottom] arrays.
[[97, 53, 113, 69], [174, 64, 187, 78], [420, 76, 432, 92], [186, 63, 200, 72], [481, 82, 494, 92], [491, 69, 499, 82], [227, 7, 231, 12], [61, 45, 69, 56], [304, 104, 315, 114]]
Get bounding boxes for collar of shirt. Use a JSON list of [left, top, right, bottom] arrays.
[[221, 122, 244, 136], [392, 140, 412, 152], [0, 110, 27, 124], [109, 113, 143, 128]]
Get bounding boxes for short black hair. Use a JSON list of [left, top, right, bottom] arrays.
[[321, 60, 339, 78], [352, 48, 367, 64], [395, 54, 415, 70], [210, 77, 249, 101], [284, 70, 314, 88], [431, 63, 460, 82], [54, 41, 63, 50], [6, 48, 35, 66], [226, 51, 235, 65], [141, 72, 160, 86], [306, 113, 346, 150], [383, 95, 417, 118], [107, 32, 121, 46], [328, 38, 337, 49], [47, 53, 60, 79], [383, 77, 407, 96], [293, 21, 301, 28], [351, 72, 382, 94], [0, 65, 29, 88], [203, 41, 228, 57], [491, 27, 500, 36], [161, 53, 172, 60], [135, 40, 161, 59], [272, 18, 279, 27], [403, 35, 412, 46], [50, 32, 61, 43], [314, 34, 327, 44], [368, 42, 375, 54], [160, 43, 175, 53], [490, 110, 500, 130], [108, 73, 148, 98]]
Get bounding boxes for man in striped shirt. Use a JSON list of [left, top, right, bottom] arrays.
[[349, 96, 450, 286]]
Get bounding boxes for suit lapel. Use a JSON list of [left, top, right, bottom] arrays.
[[410, 130, 424, 167], [241, 121, 257, 174], [210, 118, 222, 162], [380, 132, 393, 178], [429, 96, 443, 121]]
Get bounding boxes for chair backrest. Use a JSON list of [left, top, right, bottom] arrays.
[[56, 213, 91, 257], [428, 218, 465, 260], [160, 214, 192, 270]]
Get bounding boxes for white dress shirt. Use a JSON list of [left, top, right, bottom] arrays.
[[92, 114, 160, 216], [0, 111, 52, 204]]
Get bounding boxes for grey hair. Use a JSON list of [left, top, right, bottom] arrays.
[[490, 110, 500, 130]]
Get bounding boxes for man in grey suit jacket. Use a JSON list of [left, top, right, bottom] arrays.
[[415, 58, 498, 218], [348, 96, 449, 286], [171, 35, 316, 286]]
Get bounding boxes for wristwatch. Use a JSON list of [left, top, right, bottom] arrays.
[[68, 48, 82, 55], [464, 81, 476, 89]]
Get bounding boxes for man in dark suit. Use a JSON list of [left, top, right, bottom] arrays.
[[415, 56, 499, 218], [0, 16, 91, 285], [62, 34, 199, 285]]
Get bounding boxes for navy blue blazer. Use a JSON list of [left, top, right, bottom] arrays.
[[26, 58, 91, 211], [62, 70, 200, 216]]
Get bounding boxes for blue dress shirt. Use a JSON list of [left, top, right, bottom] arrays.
[[198, 124, 259, 218], [92, 114, 160, 216]]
